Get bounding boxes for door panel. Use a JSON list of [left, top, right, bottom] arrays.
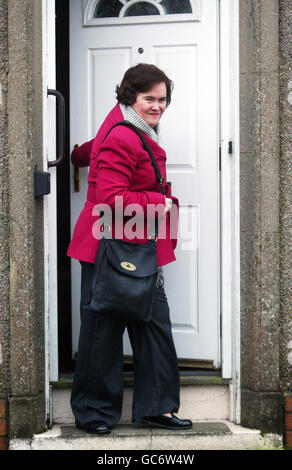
[[88, 48, 132, 136]]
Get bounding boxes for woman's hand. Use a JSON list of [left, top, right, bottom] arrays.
[[164, 197, 173, 214]]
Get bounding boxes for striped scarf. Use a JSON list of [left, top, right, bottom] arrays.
[[119, 103, 165, 289]]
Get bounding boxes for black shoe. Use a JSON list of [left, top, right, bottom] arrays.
[[76, 421, 111, 434], [134, 413, 193, 430]]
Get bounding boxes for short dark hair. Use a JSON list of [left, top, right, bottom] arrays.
[[116, 63, 173, 107]]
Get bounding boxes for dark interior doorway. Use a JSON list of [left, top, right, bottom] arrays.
[[55, 0, 74, 374]]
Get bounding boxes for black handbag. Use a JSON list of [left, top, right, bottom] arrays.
[[86, 121, 165, 322]]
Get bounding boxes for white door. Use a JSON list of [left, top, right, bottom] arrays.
[[70, 0, 220, 367]]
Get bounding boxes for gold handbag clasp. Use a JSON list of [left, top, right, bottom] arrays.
[[120, 261, 136, 271]]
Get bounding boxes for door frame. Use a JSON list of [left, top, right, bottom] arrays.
[[43, 0, 58, 427], [43, 0, 241, 423], [219, 0, 240, 422]]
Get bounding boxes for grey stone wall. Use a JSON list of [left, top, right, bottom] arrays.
[[0, 0, 10, 410], [6, 0, 46, 438], [239, 0, 282, 433], [279, 0, 292, 394]]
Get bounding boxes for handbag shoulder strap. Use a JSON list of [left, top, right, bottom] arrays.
[[101, 120, 165, 196]]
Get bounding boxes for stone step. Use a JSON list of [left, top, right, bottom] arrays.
[[52, 375, 232, 425], [9, 421, 283, 450]]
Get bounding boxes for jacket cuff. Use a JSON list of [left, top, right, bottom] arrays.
[[146, 191, 165, 208]]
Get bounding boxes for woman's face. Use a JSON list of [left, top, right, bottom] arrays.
[[132, 82, 167, 128]]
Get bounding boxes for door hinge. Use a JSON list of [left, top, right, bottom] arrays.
[[228, 141, 233, 154]]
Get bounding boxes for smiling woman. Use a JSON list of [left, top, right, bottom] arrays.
[[131, 83, 167, 128], [68, 63, 192, 435]]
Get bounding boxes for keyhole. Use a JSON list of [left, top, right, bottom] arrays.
[[138, 47, 144, 54]]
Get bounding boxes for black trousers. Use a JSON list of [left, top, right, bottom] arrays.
[[70, 261, 180, 428]]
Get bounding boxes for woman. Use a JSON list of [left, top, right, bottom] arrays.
[[68, 64, 192, 434]]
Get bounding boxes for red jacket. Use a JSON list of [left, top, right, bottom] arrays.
[[67, 104, 179, 267]]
